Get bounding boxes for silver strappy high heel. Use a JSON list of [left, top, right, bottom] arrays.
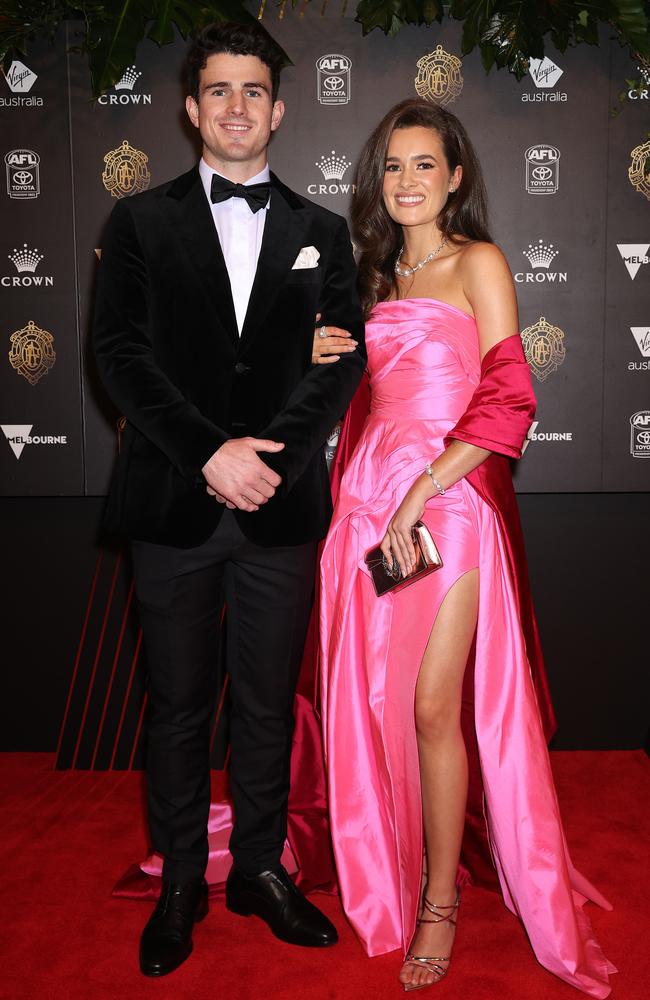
[[401, 890, 460, 992]]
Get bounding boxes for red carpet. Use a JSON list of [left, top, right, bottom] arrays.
[[2, 752, 648, 1000]]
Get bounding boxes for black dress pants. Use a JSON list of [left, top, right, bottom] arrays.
[[132, 510, 317, 883]]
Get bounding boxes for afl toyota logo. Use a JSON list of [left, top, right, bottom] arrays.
[[317, 54, 351, 105], [525, 144, 560, 194], [630, 410, 650, 457], [5, 148, 40, 198]]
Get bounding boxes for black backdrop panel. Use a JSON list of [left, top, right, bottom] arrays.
[[2, 11, 648, 494], [602, 43, 650, 490], [1, 34, 84, 495], [66, 23, 199, 495]]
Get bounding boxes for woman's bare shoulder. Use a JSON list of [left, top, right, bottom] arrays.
[[456, 240, 509, 274], [456, 241, 513, 297]]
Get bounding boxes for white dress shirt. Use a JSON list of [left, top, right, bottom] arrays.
[[199, 158, 270, 335]]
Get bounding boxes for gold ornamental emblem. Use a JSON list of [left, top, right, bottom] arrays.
[[415, 45, 463, 106], [628, 139, 650, 202], [9, 320, 56, 385], [102, 139, 150, 199], [521, 316, 566, 383]]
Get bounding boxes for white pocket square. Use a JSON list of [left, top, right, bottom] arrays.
[[292, 246, 320, 269]]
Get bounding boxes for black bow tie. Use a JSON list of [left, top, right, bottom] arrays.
[[210, 174, 271, 213]]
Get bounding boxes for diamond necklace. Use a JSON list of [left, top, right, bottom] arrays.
[[394, 237, 448, 277]]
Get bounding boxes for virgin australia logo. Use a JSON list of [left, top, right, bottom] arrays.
[[3, 244, 53, 287], [514, 239, 567, 283], [98, 66, 152, 105], [629, 327, 650, 370], [307, 150, 356, 195], [3, 60, 37, 93], [2, 61, 43, 109], [524, 57, 567, 102]]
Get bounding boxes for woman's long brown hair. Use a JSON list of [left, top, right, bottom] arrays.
[[351, 99, 492, 317]]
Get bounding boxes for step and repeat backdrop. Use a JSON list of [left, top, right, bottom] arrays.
[[1, 9, 649, 498]]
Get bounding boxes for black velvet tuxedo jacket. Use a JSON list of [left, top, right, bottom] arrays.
[[93, 167, 366, 548]]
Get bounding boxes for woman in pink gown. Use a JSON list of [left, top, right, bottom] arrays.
[[319, 100, 615, 995]]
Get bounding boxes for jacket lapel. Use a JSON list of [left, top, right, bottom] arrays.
[[239, 175, 309, 347], [166, 168, 239, 346]]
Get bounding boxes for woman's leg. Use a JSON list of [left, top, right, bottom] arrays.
[[400, 568, 479, 990]]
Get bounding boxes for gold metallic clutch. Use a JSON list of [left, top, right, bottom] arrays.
[[364, 521, 443, 597]]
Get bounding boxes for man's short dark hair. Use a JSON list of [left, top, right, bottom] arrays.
[[186, 21, 287, 103]]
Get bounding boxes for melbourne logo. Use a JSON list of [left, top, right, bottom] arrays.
[[8, 320, 56, 385], [630, 410, 650, 457], [1, 424, 67, 460], [524, 57, 567, 102], [521, 316, 566, 382], [514, 239, 567, 284], [617, 243, 649, 279], [3, 244, 53, 287], [102, 139, 150, 198], [98, 65, 152, 106], [415, 46, 463, 106], [5, 149, 40, 199], [628, 140, 650, 201], [316, 54, 351, 106], [525, 145, 560, 195], [307, 151, 355, 196], [521, 420, 573, 455]]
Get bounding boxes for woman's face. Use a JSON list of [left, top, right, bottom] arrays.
[[382, 126, 462, 230]]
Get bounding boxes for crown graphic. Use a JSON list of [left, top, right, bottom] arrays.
[[114, 66, 142, 91], [315, 150, 351, 181], [9, 243, 44, 273], [638, 63, 650, 86], [523, 239, 559, 269]]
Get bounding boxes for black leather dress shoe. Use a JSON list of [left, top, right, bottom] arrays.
[[226, 865, 338, 947], [139, 877, 209, 976]]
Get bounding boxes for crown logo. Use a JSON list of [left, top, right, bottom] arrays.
[[9, 243, 44, 273], [523, 239, 559, 269], [315, 150, 351, 181], [638, 61, 650, 87], [114, 66, 142, 91]]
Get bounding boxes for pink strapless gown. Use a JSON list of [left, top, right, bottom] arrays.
[[320, 300, 615, 997]]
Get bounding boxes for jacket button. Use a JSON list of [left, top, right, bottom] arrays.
[[234, 362, 250, 375]]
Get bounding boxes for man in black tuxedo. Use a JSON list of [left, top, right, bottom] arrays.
[[93, 21, 364, 976]]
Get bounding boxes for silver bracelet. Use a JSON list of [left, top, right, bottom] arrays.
[[425, 463, 445, 495]]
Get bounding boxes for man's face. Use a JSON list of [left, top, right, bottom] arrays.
[[186, 52, 284, 179]]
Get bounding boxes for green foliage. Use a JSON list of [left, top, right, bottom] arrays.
[[0, 0, 647, 97], [0, 0, 276, 97], [360, 1, 650, 79], [355, 0, 443, 37]]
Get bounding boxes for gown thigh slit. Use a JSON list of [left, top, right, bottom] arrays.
[[320, 299, 615, 998]]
